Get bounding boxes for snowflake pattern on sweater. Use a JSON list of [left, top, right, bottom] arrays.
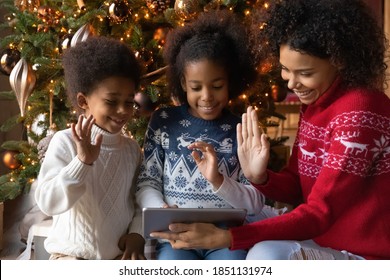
[[136, 105, 261, 210]]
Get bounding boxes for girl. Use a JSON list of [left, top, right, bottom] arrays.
[[135, 10, 266, 260]]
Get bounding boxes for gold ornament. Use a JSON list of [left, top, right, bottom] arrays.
[[135, 48, 154, 67], [153, 27, 170, 45], [14, 0, 40, 12], [9, 58, 36, 117], [271, 83, 288, 102], [0, 48, 21, 75], [2, 150, 21, 170], [109, 0, 131, 23], [36, 5, 63, 32], [70, 24, 94, 47], [174, 0, 202, 20], [146, 0, 171, 14], [59, 34, 72, 52], [77, 0, 86, 10]]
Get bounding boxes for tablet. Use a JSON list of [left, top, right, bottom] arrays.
[[142, 207, 247, 239]]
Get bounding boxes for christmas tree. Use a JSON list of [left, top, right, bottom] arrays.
[[0, 0, 288, 202]]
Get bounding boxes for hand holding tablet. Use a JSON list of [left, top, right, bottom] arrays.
[[142, 207, 247, 239]]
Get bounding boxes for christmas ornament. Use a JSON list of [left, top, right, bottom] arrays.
[[146, 0, 171, 14], [134, 92, 155, 117], [2, 150, 21, 170], [14, 0, 40, 12], [59, 34, 72, 52], [36, 5, 63, 32], [271, 83, 288, 102], [135, 48, 154, 67], [0, 48, 21, 75], [153, 27, 170, 45], [70, 24, 94, 47], [174, 0, 202, 20], [109, 0, 131, 23], [77, 0, 86, 10], [9, 58, 37, 117]]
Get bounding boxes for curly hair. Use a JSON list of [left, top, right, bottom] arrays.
[[252, 0, 389, 90], [163, 10, 258, 104], [62, 36, 141, 113]]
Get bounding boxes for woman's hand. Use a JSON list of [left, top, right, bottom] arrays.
[[71, 114, 103, 165], [237, 106, 270, 184], [188, 142, 224, 188], [150, 223, 231, 250], [118, 233, 146, 260]]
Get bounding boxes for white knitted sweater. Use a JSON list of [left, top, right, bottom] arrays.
[[35, 125, 142, 259]]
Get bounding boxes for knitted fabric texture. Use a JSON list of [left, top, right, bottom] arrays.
[[136, 105, 264, 215], [35, 125, 142, 259], [230, 80, 390, 260]]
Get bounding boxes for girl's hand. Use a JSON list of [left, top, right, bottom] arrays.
[[150, 223, 231, 250], [188, 141, 224, 188], [71, 114, 103, 165], [237, 106, 270, 184]]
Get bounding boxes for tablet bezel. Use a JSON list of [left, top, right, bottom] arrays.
[[142, 207, 247, 239]]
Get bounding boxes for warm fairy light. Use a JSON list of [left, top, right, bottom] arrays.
[[241, 94, 247, 99], [245, 10, 250, 16], [145, 13, 150, 19], [264, 2, 269, 9]]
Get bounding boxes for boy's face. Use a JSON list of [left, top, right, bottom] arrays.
[[182, 59, 229, 120], [279, 44, 338, 105], [78, 76, 136, 134]]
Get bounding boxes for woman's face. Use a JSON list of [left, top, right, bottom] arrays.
[[279, 44, 338, 105]]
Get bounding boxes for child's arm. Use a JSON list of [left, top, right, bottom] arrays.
[[71, 114, 103, 165], [35, 115, 103, 215], [188, 141, 265, 215]]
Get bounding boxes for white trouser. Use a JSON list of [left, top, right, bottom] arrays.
[[246, 239, 364, 260]]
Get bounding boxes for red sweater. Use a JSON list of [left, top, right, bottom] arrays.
[[230, 80, 390, 259]]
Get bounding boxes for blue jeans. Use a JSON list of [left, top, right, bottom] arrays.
[[156, 242, 247, 260]]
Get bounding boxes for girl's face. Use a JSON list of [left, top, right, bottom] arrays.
[[182, 59, 229, 120], [279, 44, 338, 105], [78, 76, 136, 134]]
